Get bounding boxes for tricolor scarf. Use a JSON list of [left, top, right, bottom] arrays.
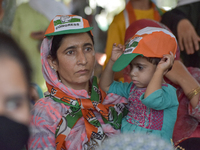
[[123, 1, 163, 29], [46, 76, 128, 150]]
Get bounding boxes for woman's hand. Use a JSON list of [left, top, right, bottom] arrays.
[[110, 43, 125, 62], [157, 52, 174, 75], [177, 19, 200, 54]]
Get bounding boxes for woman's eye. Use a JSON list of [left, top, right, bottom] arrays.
[[85, 47, 92, 52], [67, 50, 73, 55]]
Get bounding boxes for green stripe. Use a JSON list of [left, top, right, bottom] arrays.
[[45, 27, 93, 38], [54, 18, 81, 26], [46, 95, 80, 108], [66, 109, 82, 128], [91, 76, 99, 102]]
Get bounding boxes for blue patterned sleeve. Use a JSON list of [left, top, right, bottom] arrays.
[[140, 84, 179, 110], [107, 81, 133, 99]]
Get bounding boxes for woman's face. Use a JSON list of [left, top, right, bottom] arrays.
[[50, 32, 95, 89], [0, 57, 30, 125]]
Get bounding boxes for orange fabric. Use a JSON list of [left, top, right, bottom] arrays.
[[45, 20, 55, 35], [125, 1, 136, 25], [125, 1, 161, 26], [130, 32, 177, 57], [56, 134, 66, 150]]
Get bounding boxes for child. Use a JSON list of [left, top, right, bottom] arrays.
[[100, 27, 179, 143]]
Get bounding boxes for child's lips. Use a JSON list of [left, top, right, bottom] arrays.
[[132, 80, 139, 84]]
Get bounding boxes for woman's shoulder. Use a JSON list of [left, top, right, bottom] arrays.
[[34, 97, 60, 108], [31, 97, 69, 120]]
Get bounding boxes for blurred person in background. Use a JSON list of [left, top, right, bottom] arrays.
[[11, 0, 71, 95], [0, 0, 16, 34], [103, 0, 165, 82], [0, 32, 32, 150], [161, 0, 200, 68]]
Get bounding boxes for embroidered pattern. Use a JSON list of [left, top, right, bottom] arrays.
[[126, 85, 164, 130]]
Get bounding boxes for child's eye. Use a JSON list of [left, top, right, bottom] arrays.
[[138, 65, 143, 70]]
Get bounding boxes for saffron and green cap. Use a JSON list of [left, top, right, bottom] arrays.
[[112, 27, 177, 72], [45, 15, 93, 37]]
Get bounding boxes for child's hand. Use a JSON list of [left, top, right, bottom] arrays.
[[157, 51, 174, 75], [110, 43, 125, 62]]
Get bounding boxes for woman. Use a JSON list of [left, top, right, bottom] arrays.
[[28, 15, 128, 150], [123, 19, 200, 149], [0, 33, 31, 150]]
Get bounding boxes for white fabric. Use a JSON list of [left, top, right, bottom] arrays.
[[29, 0, 71, 21], [177, 0, 200, 6], [135, 27, 176, 39], [123, 9, 129, 29]]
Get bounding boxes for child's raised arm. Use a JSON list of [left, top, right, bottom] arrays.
[[144, 52, 174, 98], [99, 43, 125, 92]]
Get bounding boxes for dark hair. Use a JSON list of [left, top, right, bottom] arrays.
[[145, 57, 172, 71], [0, 32, 32, 86], [139, 56, 172, 71], [145, 57, 161, 65], [49, 31, 94, 60]]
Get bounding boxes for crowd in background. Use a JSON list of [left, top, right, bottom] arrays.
[[0, 0, 199, 150]]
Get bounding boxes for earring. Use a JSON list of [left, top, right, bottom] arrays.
[[51, 66, 56, 71]]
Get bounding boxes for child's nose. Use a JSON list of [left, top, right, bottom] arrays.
[[130, 68, 136, 77]]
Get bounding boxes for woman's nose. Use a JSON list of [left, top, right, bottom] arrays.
[[77, 51, 87, 65]]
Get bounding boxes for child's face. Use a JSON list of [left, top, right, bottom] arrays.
[[129, 56, 156, 88]]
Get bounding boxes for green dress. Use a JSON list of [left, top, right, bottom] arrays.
[[11, 3, 49, 92]]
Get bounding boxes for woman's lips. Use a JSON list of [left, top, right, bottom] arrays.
[[76, 69, 89, 74]]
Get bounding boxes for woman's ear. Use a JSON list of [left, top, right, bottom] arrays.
[[47, 55, 58, 71]]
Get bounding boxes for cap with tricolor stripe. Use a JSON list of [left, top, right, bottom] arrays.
[[45, 15, 93, 37], [112, 27, 177, 72]]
